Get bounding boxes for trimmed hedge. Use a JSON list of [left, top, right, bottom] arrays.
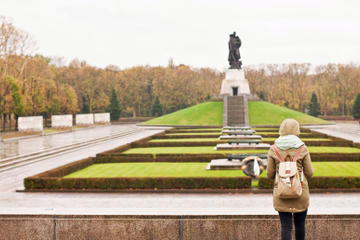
[[252, 129, 279, 132], [258, 177, 360, 189], [24, 177, 252, 190], [153, 134, 220, 139], [94, 154, 223, 163], [99, 144, 131, 155], [258, 178, 274, 189], [97, 153, 154, 158], [169, 126, 222, 129], [29, 158, 95, 178], [99, 134, 164, 154], [310, 153, 360, 162], [168, 130, 221, 133]]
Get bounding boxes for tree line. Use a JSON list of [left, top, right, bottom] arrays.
[[1, 16, 360, 131], [0, 16, 223, 130], [245, 63, 360, 116]]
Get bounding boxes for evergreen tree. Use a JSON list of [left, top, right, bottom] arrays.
[[107, 89, 121, 120], [151, 96, 163, 116], [351, 93, 360, 119], [81, 95, 90, 113], [259, 92, 266, 101], [308, 93, 321, 117]]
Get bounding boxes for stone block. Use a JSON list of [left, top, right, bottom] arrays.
[[51, 114, 73, 128], [182, 216, 280, 240], [94, 113, 110, 124], [18, 116, 43, 132], [0, 215, 53, 240], [76, 114, 94, 125], [223, 95, 249, 127], [215, 143, 270, 150], [55, 216, 179, 240]]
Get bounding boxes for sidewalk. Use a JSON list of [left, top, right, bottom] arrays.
[[304, 123, 360, 143], [0, 191, 360, 215]]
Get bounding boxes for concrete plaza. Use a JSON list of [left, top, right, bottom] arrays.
[[0, 123, 359, 216]]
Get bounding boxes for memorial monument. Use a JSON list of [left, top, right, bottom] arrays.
[[220, 32, 250, 96], [221, 32, 250, 127], [207, 32, 270, 171]]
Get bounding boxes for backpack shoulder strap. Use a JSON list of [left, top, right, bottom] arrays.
[[293, 145, 305, 162], [273, 145, 305, 162], [272, 145, 284, 162]]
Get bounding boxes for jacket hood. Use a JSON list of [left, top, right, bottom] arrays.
[[279, 118, 300, 136]]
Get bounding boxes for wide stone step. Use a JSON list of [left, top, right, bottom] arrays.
[[224, 95, 249, 127]]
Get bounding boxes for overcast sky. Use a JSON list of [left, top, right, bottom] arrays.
[[2, 0, 360, 70]]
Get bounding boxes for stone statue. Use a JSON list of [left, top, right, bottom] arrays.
[[228, 32, 242, 69]]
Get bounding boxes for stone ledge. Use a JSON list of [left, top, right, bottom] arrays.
[[0, 214, 359, 240], [18, 188, 360, 194]]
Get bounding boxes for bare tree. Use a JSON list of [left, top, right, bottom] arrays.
[[0, 16, 37, 77]]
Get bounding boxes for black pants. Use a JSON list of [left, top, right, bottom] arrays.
[[278, 209, 307, 240]]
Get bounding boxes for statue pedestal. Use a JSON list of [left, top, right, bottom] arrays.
[[220, 69, 250, 96], [220, 69, 250, 127]]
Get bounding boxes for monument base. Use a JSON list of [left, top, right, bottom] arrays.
[[219, 135, 262, 140], [220, 69, 250, 96], [206, 159, 243, 170], [214, 143, 270, 150]]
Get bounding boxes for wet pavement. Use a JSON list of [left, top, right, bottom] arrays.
[[0, 123, 359, 216], [305, 123, 360, 143], [0, 124, 139, 159], [1, 190, 360, 215]]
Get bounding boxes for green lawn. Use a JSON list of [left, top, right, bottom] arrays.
[[165, 131, 312, 136], [249, 101, 329, 125], [142, 101, 329, 126], [44, 129, 59, 134], [44, 128, 71, 134], [64, 162, 360, 178], [166, 132, 221, 136], [123, 146, 360, 155], [312, 162, 360, 176], [256, 132, 312, 135], [64, 163, 245, 178], [144, 102, 223, 126], [262, 162, 360, 177]]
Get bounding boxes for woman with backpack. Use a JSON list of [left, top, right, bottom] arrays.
[[267, 119, 314, 240]]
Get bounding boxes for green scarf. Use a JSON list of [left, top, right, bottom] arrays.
[[275, 135, 304, 150]]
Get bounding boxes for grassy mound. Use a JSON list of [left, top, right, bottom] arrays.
[[248, 101, 329, 125], [144, 102, 223, 126], [143, 101, 329, 126]]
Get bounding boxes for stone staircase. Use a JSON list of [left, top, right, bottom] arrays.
[[223, 95, 249, 126]]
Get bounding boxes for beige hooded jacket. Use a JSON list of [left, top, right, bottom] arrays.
[[267, 119, 314, 213]]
